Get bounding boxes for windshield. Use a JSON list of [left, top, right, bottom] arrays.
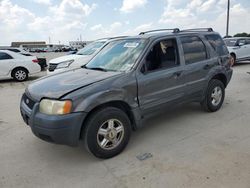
[[85, 39, 147, 72], [76, 41, 106, 55], [224, 39, 237, 47]]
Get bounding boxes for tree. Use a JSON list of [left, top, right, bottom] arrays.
[[234, 33, 250, 37]]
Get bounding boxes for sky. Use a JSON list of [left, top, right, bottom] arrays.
[[0, 0, 250, 45]]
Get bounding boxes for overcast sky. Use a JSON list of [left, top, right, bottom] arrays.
[[0, 0, 250, 45]]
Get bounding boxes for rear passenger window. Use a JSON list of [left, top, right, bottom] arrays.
[[205, 34, 228, 56], [0, 52, 13, 60], [180, 36, 207, 64]]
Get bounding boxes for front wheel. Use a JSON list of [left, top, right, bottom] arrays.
[[201, 79, 225, 112], [83, 107, 131, 159], [230, 54, 236, 66]]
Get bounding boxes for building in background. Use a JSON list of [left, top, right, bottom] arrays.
[[11, 41, 46, 48]]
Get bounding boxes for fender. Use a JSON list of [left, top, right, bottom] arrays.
[[73, 88, 138, 113]]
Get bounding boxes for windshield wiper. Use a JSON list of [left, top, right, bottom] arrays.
[[82, 65, 107, 72]]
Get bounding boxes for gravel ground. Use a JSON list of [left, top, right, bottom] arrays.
[[0, 64, 250, 188]]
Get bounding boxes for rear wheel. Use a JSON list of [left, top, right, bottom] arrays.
[[201, 79, 225, 112], [12, 68, 28, 81], [83, 107, 131, 159]]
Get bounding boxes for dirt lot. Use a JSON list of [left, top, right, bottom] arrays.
[[0, 64, 250, 188]]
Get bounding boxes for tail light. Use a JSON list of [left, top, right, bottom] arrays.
[[32, 59, 39, 63]]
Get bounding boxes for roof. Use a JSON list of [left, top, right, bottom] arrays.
[[224, 37, 250, 40]]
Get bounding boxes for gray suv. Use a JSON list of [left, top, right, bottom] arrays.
[[20, 28, 233, 158]]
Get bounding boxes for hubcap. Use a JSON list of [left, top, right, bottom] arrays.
[[97, 119, 124, 150], [15, 70, 26, 81], [211, 86, 222, 106]]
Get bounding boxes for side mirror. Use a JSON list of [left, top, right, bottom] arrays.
[[238, 42, 245, 47]]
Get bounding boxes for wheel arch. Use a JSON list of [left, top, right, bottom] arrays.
[[211, 73, 227, 87], [230, 52, 236, 58], [79, 100, 137, 139]]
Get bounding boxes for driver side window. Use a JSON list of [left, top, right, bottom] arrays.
[[142, 39, 179, 73]]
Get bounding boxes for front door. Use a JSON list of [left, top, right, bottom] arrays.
[[237, 39, 250, 59], [136, 38, 186, 116]]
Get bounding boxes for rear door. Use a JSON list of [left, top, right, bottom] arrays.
[[178, 35, 215, 98], [136, 37, 186, 116], [0, 52, 15, 77]]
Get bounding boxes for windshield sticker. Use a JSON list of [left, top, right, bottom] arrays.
[[124, 42, 139, 48]]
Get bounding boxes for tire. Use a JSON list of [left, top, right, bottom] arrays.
[[83, 107, 131, 159], [12, 68, 28, 82], [230, 54, 236, 66], [201, 79, 225, 112]]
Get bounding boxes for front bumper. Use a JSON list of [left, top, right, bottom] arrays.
[[20, 97, 87, 146]]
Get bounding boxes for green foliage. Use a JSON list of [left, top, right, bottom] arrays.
[[234, 33, 250, 37]]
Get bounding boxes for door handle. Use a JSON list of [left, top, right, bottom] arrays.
[[203, 64, 211, 70], [172, 71, 182, 79]]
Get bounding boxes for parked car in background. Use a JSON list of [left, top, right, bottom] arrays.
[[224, 37, 250, 65], [1, 47, 47, 70], [0, 50, 40, 81], [1, 47, 32, 56], [47, 37, 127, 74], [20, 28, 232, 158]]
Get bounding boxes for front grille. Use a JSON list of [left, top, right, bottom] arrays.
[[48, 63, 57, 72], [23, 93, 36, 110]]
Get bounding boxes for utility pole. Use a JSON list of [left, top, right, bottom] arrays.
[[226, 0, 230, 36]]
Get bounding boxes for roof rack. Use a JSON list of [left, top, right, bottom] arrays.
[[139, 28, 180, 35], [180, 28, 213, 32], [97, 36, 128, 41]]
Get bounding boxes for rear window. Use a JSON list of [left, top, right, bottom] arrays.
[[180, 36, 207, 64], [206, 34, 228, 56], [8, 49, 20, 53]]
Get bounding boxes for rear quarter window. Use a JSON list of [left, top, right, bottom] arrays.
[[205, 34, 228, 56]]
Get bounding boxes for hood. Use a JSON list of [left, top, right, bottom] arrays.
[[27, 68, 121, 101], [49, 54, 88, 64]]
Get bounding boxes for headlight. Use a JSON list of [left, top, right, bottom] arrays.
[[56, 60, 74, 69], [39, 99, 72, 115]]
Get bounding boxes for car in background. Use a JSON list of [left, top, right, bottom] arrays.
[[0, 50, 40, 81], [1, 47, 32, 56], [224, 37, 250, 65], [1, 47, 47, 70], [47, 36, 127, 74]]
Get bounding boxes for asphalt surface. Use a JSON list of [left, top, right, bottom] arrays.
[[0, 63, 250, 188]]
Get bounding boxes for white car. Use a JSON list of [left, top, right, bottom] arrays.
[[0, 50, 41, 81], [224, 37, 250, 65], [0, 47, 32, 56], [47, 39, 107, 75], [47, 36, 127, 74]]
